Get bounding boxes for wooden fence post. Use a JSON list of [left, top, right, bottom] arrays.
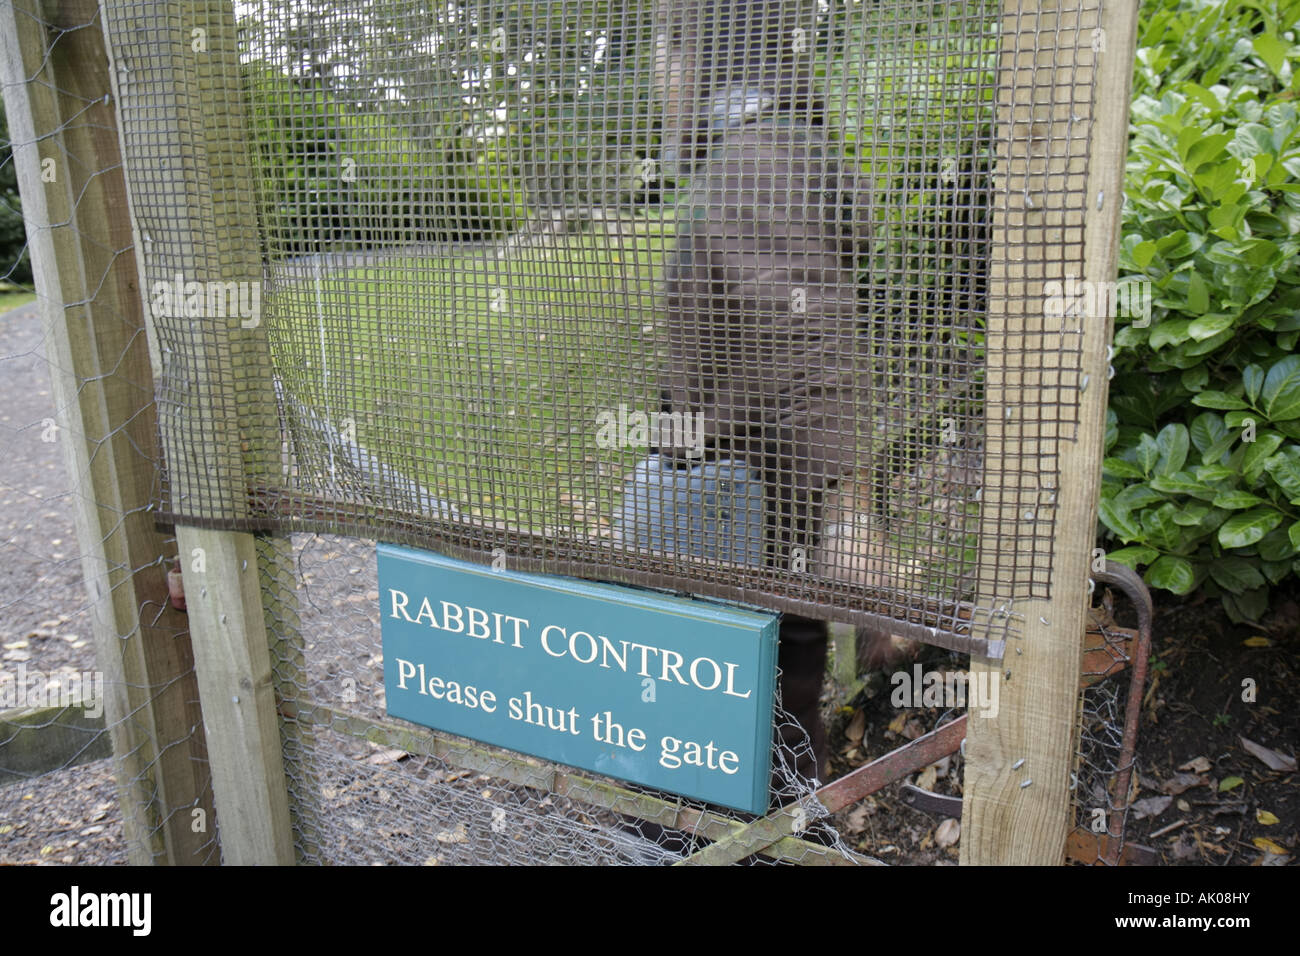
[[0, 0, 216, 864], [962, 0, 1139, 864], [100, 0, 295, 864]]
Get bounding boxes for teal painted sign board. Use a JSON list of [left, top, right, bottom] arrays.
[[378, 543, 779, 813]]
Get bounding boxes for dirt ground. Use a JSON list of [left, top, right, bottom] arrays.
[[2, 299, 1295, 865], [825, 584, 1298, 865]]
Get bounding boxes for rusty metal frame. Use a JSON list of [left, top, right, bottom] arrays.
[[677, 561, 1155, 866], [1088, 561, 1154, 867]]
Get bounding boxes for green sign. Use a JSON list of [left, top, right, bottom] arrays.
[[378, 544, 779, 813]]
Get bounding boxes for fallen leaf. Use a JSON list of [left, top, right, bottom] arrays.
[[1238, 736, 1297, 772], [1176, 799, 1190, 812], [1179, 756, 1212, 773], [1170, 832, 1199, 861], [887, 713, 907, 735], [1242, 636, 1271, 647], [845, 805, 871, 831], [1256, 809, 1279, 826], [1252, 836, 1288, 855], [366, 747, 407, 766], [1218, 776, 1244, 793], [846, 709, 866, 744], [1160, 772, 1207, 796], [1131, 795, 1173, 820], [916, 765, 938, 792], [935, 818, 960, 847], [902, 718, 925, 740], [1261, 852, 1291, 866]]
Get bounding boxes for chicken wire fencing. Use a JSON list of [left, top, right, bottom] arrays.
[[267, 532, 852, 864], [0, 0, 1133, 866]]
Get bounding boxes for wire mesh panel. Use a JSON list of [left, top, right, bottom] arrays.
[[95, 0, 1103, 654]]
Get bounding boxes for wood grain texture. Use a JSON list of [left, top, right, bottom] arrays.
[[0, 0, 215, 864], [100, 0, 294, 863], [962, 0, 1138, 865]]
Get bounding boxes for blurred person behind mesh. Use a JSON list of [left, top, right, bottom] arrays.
[[651, 0, 875, 790]]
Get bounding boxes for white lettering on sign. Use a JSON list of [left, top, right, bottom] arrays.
[[387, 588, 753, 699], [394, 659, 499, 713], [388, 589, 529, 647]]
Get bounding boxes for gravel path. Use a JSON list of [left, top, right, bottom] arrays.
[[0, 301, 123, 864]]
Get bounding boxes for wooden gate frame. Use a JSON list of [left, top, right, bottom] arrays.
[[3, 0, 1138, 864]]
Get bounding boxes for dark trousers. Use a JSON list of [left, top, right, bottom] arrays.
[[775, 613, 829, 789]]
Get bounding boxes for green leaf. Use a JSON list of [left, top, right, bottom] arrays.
[[1185, 132, 1233, 172], [1191, 390, 1249, 410], [1212, 490, 1265, 510], [1156, 424, 1190, 476], [1185, 271, 1210, 315], [1106, 545, 1158, 568], [1098, 498, 1141, 542], [1252, 34, 1290, 78], [1258, 528, 1299, 562], [1102, 457, 1145, 479], [1218, 776, 1245, 793], [1149, 473, 1212, 496], [1243, 364, 1265, 405], [1262, 560, 1292, 585], [1142, 503, 1184, 551], [1171, 501, 1213, 526], [1290, 520, 1300, 552], [1117, 484, 1167, 511], [1262, 356, 1300, 421], [1226, 585, 1270, 623], [1154, 230, 1201, 259], [1205, 434, 1237, 465], [1225, 411, 1256, 429], [1209, 556, 1265, 594], [1243, 431, 1285, 482], [1195, 464, 1237, 483], [1136, 433, 1159, 476], [1132, 240, 1157, 268], [1265, 452, 1300, 501], [1218, 508, 1285, 548], [1190, 413, 1228, 456], [1151, 319, 1192, 351], [1188, 313, 1236, 341], [1145, 555, 1196, 594], [1181, 366, 1209, 392]]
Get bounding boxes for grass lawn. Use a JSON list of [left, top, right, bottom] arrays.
[[270, 216, 674, 530], [0, 288, 37, 314], [268, 215, 979, 596]]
